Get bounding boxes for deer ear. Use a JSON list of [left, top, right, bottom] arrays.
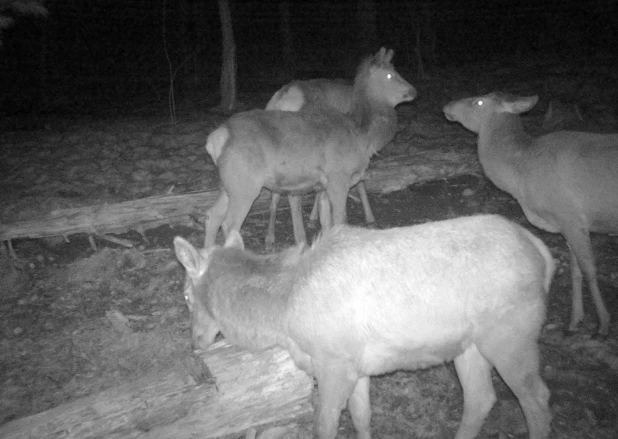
[[384, 49, 394, 64], [376, 47, 387, 63], [174, 236, 207, 279], [503, 95, 539, 114], [224, 230, 245, 250]]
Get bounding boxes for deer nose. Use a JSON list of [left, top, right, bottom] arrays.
[[443, 104, 457, 121], [192, 333, 208, 350], [405, 87, 417, 101]]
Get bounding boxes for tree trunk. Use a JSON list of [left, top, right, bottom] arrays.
[[356, 0, 378, 55], [177, 0, 191, 87], [218, 0, 237, 112], [423, 3, 437, 73], [279, 0, 295, 76]]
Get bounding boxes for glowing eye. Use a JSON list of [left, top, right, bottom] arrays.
[[387, 73, 392, 79], [475, 99, 483, 106]]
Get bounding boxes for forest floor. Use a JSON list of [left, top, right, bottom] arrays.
[[1, 53, 618, 438]]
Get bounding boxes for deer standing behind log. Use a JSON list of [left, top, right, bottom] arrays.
[[264, 73, 410, 248], [203, 48, 416, 247], [175, 214, 554, 439], [443, 92, 618, 337]]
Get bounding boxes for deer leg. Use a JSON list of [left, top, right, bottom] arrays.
[[453, 345, 497, 439], [307, 194, 320, 230], [355, 181, 377, 225], [265, 192, 280, 250], [312, 183, 373, 229], [204, 190, 229, 247], [479, 331, 551, 439], [568, 247, 585, 333], [327, 179, 350, 226], [311, 182, 374, 230], [348, 376, 372, 439], [314, 363, 358, 439], [289, 194, 307, 245], [221, 186, 262, 244], [318, 191, 332, 230], [564, 225, 610, 336]]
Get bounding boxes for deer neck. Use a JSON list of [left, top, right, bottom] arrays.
[[350, 94, 398, 155], [208, 250, 294, 349], [477, 114, 534, 196]]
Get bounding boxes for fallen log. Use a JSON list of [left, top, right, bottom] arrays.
[[0, 149, 481, 242], [0, 340, 314, 439]]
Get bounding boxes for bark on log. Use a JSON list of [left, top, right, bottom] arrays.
[[0, 340, 313, 439], [0, 149, 481, 242]]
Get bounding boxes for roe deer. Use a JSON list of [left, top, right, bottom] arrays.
[[443, 92, 618, 337], [175, 214, 554, 439], [204, 48, 416, 247], [264, 74, 411, 249], [265, 79, 364, 248]]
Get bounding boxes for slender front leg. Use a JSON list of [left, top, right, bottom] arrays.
[[568, 246, 585, 333], [318, 191, 332, 230], [265, 192, 280, 249], [355, 181, 376, 225], [289, 194, 307, 245], [314, 363, 358, 439], [564, 225, 610, 336], [307, 193, 320, 229]]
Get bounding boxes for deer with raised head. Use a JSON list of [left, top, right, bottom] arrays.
[[263, 72, 410, 248], [264, 79, 353, 249], [444, 92, 618, 337], [204, 48, 416, 247], [175, 214, 554, 439]]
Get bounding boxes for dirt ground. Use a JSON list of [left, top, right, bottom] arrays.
[[1, 55, 618, 438]]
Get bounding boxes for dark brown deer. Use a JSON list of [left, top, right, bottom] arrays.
[[204, 48, 416, 247], [444, 92, 618, 337], [175, 214, 554, 439]]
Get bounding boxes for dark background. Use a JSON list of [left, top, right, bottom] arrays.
[[1, 0, 616, 119]]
